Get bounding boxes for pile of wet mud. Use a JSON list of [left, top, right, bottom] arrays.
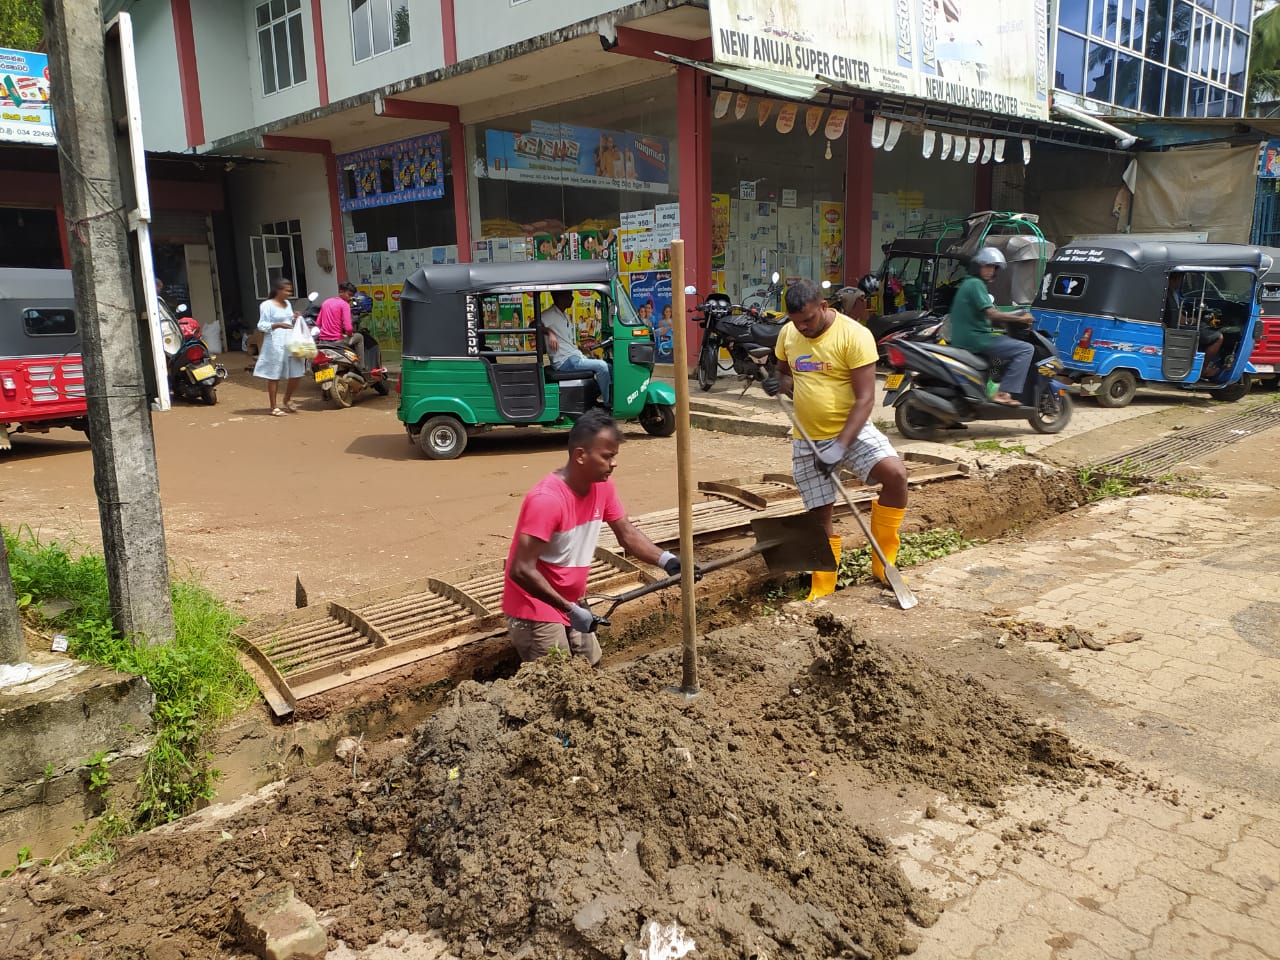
[[392, 654, 935, 959], [765, 614, 1089, 806]]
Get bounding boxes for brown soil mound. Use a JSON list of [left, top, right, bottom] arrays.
[[765, 614, 1087, 806]]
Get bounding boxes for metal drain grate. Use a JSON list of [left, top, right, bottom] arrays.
[[1094, 400, 1280, 474]]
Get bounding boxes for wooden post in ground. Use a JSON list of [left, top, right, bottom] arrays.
[[668, 239, 698, 694]]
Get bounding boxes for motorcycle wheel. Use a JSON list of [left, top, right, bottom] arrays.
[[374, 380, 390, 396], [894, 398, 939, 441], [639, 402, 676, 437], [200, 384, 217, 406], [1095, 369, 1137, 408], [331, 376, 354, 408], [697, 343, 717, 391], [1029, 390, 1073, 434]]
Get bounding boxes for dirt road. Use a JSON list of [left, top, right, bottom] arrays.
[[0, 357, 787, 617]]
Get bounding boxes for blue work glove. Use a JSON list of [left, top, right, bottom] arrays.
[[761, 374, 781, 396], [815, 441, 847, 477], [567, 603, 604, 633], [658, 551, 703, 581]]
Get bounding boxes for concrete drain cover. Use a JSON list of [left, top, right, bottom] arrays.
[[1093, 400, 1280, 475]]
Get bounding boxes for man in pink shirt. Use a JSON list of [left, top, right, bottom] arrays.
[[314, 282, 365, 368], [502, 409, 689, 665]]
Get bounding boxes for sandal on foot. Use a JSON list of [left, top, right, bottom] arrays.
[[285, 400, 302, 412], [271, 407, 287, 417], [992, 393, 1021, 407]]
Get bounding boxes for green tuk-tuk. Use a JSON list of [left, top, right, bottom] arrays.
[[397, 261, 676, 459]]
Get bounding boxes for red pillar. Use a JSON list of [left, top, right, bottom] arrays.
[[973, 159, 993, 211], [170, 0, 205, 148], [310, 0, 330, 106], [677, 64, 711, 361], [450, 118, 472, 262], [843, 111, 874, 282], [323, 153, 347, 283]]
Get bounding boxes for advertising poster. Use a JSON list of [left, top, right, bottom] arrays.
[[711, 194, 730, 270], [708, 0, 1049, 121], [817, 201, 845, 286], [627, 272, 658, 332], [336, 133, 445, 211], [0, 48, 52, 145], [481, 122, 670, 194], [650, 272, 674, 363], [1261, 141, 1280, 178]]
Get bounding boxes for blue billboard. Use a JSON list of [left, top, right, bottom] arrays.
[[480, 120, 670, 194]]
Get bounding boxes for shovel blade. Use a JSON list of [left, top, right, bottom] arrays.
[[750, 514, 838, 573]]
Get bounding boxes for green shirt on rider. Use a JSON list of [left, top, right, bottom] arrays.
[[947, 275, 999, 352]]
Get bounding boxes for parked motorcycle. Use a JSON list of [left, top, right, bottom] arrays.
[[307, 291, 391, 407], [693, 288, 787, 392], [158, 299, 226, 405], [883, 324, 1074, 441]]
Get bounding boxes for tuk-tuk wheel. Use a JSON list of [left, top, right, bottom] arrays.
[[1214, 374, 1251, 403], [417, 415, 468, 460], [640, 403, 676, 437], [1095, 369, 1137, 408]]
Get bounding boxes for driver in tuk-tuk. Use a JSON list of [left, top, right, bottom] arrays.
[[1166, 275, 1224, 377], [539, 290, 611, 406]]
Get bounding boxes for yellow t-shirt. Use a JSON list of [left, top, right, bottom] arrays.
[[775, 311, 878, 440]]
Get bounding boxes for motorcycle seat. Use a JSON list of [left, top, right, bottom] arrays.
[[928, 343, 988, 370]]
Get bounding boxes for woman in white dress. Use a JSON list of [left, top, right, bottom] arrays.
[[253, 277, 304, 416]]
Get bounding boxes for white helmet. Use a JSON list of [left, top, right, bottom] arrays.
[[970, 247, 1007, 273]]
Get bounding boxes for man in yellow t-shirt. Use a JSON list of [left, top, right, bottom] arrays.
[[765, 279, 909, 601]]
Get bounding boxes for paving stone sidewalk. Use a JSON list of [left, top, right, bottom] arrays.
[[847, 451, 1280, 959]]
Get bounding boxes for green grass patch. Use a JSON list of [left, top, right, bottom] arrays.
[[4, 528, 256, 839], [1077, 462, 1142, 502], [967, 439, 1029, 456], [837, 528, 981, 587]]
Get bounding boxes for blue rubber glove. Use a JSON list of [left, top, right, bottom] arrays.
[[567, 604, 602, 634], [815, 441, 847, 476]]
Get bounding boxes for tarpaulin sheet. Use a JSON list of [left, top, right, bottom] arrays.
[[1131, 143, 1258, 244]]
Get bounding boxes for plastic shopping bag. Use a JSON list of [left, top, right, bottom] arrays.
[[286, 316, 316, 359]]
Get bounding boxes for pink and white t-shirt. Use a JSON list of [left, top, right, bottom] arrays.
[[501, 472, 625, 623]]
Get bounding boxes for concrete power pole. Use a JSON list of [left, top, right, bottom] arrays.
[[42, 0, 175, 645], [0, 532, 24, 664]]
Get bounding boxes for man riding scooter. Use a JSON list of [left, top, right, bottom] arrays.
[[314, 282, 366, 370], [948, 247, 1035, 406]]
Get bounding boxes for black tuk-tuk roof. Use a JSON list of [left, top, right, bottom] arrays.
[[1035, 239, 1272, 317], [399, 261, 619, 359]]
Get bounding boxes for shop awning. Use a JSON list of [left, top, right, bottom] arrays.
[[661, 53, 827, 102]]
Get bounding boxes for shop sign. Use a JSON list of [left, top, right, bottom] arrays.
[[708, 0, 1049, 122], [481, 120, 670, 194], [0, 48, 53, 145], [336, 133, 445, 212]]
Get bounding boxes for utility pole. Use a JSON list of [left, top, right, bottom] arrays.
[[42, 0, 174, 645], [0, 532, 24, 664]]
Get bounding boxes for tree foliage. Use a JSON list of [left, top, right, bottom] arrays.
[[1250, 5, 1280, 111], [0, 0, 43, 51]]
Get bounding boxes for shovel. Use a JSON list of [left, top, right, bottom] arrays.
[[583, 513, 837, 622], [776, 394, 918, 610]]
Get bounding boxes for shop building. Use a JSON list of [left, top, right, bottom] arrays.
[[121, 0, 1242, 359]]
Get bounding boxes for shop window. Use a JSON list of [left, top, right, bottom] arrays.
[[1212, 0, 1231, 18], [1087, 42, 1115, 101], [351, 0, 410, 62], [1169, 1, 1192, 70], [1145, 0, 1169, 59], [1165, 70, 1187, 115], [22, 308, 76, 337], [1056, 31, 1086, 93], [256, 0, 306, 95], [1188, 78, 1208, 116], [1206, 84, 1226, 117], [1229, 29, 1246, 92], [1060, 0, 1088, 32], [1232, 0, 1251, 29], [1115, 53, 1140, 108], [1142, 61, 1165, 113], [1226, 92, 1241, 116]]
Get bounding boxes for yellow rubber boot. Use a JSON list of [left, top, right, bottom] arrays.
[[870, 502, 905, 584], [805, 536, 842, 602]]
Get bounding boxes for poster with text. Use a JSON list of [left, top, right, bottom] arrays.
[[0, 48, 52, 145], [817, 201, 845, 286], [481, 122, 670, 194], [708, 0, 1048, 121]]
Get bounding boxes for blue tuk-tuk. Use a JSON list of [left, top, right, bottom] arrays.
[[1031, 239, 1272, 407]]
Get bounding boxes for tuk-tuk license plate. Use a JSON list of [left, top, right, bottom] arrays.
[[884, 373, 905, 390], [314, 367, 336, 383], [1071, 347, 1095, 363], [191, 364, 216, 381]]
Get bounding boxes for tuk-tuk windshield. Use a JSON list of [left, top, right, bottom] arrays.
[[616, 291, 643, 327], [1175, 270, 1256, 309], [882, 254, 966, 313]]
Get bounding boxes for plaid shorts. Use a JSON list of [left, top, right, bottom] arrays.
[[792, 422, 899, 510]]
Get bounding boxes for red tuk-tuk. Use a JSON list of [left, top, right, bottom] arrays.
[[0, 268, 88, 451], [1251, 248, 1280, 387]]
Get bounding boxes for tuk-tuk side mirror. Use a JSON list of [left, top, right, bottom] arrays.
[[684, 285, 697, 296], [176, 303, 188, 313]]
